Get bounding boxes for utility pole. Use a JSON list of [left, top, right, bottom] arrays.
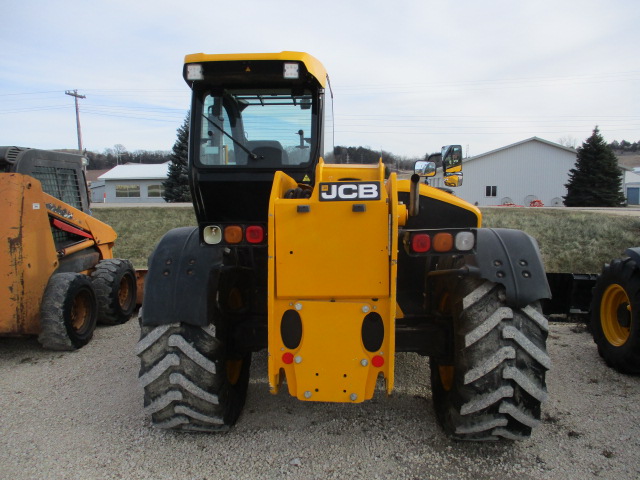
[[65, 90, 86, 152]]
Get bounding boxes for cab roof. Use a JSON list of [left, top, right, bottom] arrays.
[[184, 51, 327, 88]]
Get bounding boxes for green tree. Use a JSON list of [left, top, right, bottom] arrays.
[[163, 113, 192, 203], [563, 127, 625, 207]]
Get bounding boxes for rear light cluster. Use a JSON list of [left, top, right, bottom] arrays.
[[408, 230, 475, 255], [203, 224, 266, 245]]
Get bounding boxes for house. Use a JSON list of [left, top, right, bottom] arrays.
[[431, 137, 577, 207], [624, 168, 640, 205], [97, 162, 170, 203]]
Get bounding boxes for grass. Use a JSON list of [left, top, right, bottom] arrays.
[[93, 207, 196, 269], [481, 208, 640, 273], [93, 206, 640, 274]]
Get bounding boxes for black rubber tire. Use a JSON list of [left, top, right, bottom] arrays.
[[38, 273, 98, 350], [431, 279, 550, 441], [137, 322, 251, 431], [590, 257, 640, 373], [91, 258, 137, 325]]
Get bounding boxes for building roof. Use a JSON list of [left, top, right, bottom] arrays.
[[465, 137, 577, 163], [85, 169, 111, 182], [98, 162, 170, 180]]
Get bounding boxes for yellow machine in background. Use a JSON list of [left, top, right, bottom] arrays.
[[0, 147, 137, 349]]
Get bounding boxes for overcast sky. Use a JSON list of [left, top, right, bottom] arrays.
[[1, 0, 638, 159]]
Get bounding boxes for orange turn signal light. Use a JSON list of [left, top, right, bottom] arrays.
[[433, 232, 454, 252], [224, 225, 243, 244]]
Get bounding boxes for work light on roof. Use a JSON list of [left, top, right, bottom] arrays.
[[283, 62, 299, 79], [186, 64, 204, 81]]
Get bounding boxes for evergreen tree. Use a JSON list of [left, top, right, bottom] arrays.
[[563, 127, 625, 207], [163, 113, 192, 203]]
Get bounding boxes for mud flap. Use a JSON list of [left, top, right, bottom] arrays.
[[467, 228, 551, 309], [141, 227, 223, 326]]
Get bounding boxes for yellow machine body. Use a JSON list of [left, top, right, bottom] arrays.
[[268, 160, 408, 402], [0, 172, 117, 335]]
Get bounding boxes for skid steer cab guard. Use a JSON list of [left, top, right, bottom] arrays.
[[138, 51, 551, 441]]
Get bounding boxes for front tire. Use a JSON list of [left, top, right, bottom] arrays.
[[38, 273, 98, 350], [590, 257, 640, 373], [137, 322, 250, 431], [431, 280, 550, 441]]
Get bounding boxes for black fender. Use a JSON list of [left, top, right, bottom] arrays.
[[624, 247, 640, 266], [466, 228, 551, 308], [141, 227, 223, 326]]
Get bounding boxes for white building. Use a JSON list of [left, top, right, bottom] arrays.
[[624, 168, 640, 205], [97, 162, 170, 203], [431, 137, 577, 207]]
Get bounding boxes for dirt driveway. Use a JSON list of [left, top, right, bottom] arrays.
[[0, 319, 639, 479]]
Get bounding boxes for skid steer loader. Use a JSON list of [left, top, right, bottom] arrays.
[[138, 52, 551, 440], [0, 147, 137, 350]]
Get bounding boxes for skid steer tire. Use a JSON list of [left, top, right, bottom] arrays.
[[91, 258, 137, 325], [431, 279, 550, 441], [590, 257, 640, 373], [38, 273, 98, 350], [137, 323, 250, 431]]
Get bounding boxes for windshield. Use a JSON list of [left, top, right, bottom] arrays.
[[196, 89, 316, 167]]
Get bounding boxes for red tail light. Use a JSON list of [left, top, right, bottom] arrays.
[[411, 233, 431, 253], [282, 352, 294, 364], [246, 225, 265, 244]]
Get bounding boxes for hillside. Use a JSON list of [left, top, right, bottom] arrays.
[[616, 153, 640, 169]]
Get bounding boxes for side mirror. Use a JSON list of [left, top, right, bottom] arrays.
[[444, 172, 463, 187], [442, 145, 463, 173], [414, 160, 436, 177]]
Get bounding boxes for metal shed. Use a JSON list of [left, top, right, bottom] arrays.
[[431, 137, 577, 207], [98, 162, 169, 203]]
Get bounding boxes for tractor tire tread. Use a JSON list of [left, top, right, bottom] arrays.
[[432, 281, 549, 441], [138, 323, 248, 432]]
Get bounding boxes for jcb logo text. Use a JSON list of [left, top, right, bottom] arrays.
[[319, 182, 380, 201]]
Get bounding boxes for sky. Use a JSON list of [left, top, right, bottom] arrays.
[[1, 0, 639, 159]]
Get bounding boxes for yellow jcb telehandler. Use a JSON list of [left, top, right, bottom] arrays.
[[137, 52, 551, 441]]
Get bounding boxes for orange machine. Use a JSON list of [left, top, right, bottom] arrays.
[[0, 147, 136, 349]]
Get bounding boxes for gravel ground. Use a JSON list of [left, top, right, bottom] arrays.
[[1, 319, 639, 480]]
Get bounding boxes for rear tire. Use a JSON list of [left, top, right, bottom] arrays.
[[137, 322, 250, 431], [38, 273, 98, 350], [431, 279, 550, 441], [91, 258, 137, 325], [590, 257, 640, 373]]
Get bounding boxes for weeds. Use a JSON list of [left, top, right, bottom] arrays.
[[482, 208, 640, 273], [93, 207, 196, 269], [95, 206, 640, 273]]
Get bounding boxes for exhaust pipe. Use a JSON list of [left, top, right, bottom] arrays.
[[409, 174, 420, 217]]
